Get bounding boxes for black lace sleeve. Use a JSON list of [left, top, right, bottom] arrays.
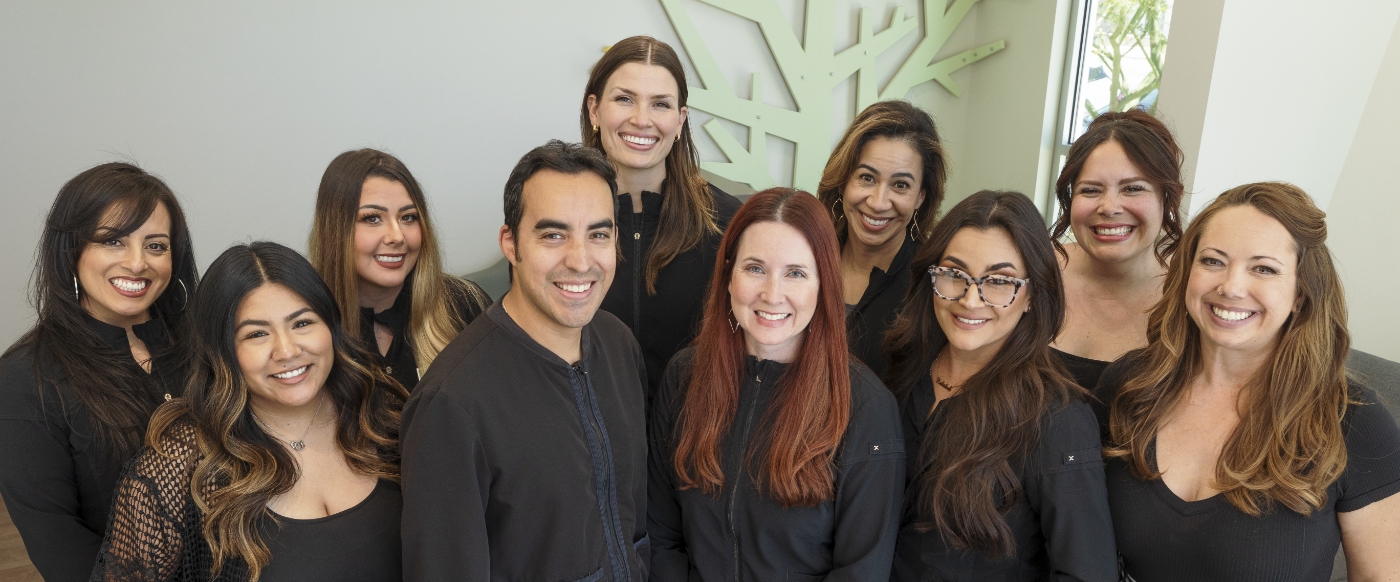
[[90, 421, 202, 582]]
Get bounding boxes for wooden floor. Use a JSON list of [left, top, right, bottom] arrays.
[[0, 497, 42, 582]]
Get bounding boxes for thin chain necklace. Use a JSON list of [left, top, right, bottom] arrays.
[[253, 393, 325, 452], [930, 350, 964, 394]]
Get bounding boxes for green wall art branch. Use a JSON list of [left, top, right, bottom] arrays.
[[661, 0, 1004, 191]]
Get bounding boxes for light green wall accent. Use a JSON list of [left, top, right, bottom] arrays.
[[662, 0, 1004, 192]]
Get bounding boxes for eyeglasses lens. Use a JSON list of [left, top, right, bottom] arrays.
[[933, 270, 967, 300], [980, 278, 1017, 307]]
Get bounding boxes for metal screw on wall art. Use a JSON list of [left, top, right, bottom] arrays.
[[661, 0, 1005, 191]]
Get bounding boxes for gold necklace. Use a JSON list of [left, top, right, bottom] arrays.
[[252, 393, 325, 452]]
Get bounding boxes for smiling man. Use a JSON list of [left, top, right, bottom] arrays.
[[400, 141, 648, 582]]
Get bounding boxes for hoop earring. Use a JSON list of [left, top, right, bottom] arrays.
[[592, 125, 599, 133], [73, 276, 80, 302], [830, 198, 845, 228], [176, 279, 190, 313]]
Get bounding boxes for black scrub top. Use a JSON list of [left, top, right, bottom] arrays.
[[601, 182, 742, 400], [357, 276, 489, 391], [0, 315, 181, 582], [892, 371, 1118, 582], [846, 235, 917, 380], [1052, 348, 1112, 392], [1093, 355, 1400, 582]]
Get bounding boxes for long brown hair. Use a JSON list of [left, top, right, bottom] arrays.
[[1051, 109, 1184, 264], [672, 188, 850, 507], [146, 242, 406, 580], [1105, 182, 1349, 516], [883, 190, 1081, 557], [818, 100, 948, 245], [10, 162, 198, 462], [581, 35, 718, 294], [308, 148, 486, 373]]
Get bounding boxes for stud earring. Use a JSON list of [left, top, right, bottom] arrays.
[[592, 125, 599, 133]]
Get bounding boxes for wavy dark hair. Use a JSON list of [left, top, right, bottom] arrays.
[[1051, 109, 1184, 264], [581, 35, 719, 294], [6, 162, 198, 461], [672, 188, 850, 507], [146, 242, 406, 579], [309, 148, 488, 372], [818, 100, 948, 245], [1106, 182, 1350, 516], [883, 190, 1081, 557]]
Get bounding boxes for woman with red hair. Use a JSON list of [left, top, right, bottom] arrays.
[[647, 188, 904, 580]]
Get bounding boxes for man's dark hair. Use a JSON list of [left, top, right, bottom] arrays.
[[503, 140, 618, 235]]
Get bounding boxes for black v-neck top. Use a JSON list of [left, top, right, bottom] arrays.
[[600, 183, 742, 401], [356, 276, 489, 391], [0, 314, 182, 582], [892, 370, 1118, 582], [845, 236, 917, 381], [257, 479, 402, 581], [1052, 348, 1112, 391], [1093, 354, 1400, 582]]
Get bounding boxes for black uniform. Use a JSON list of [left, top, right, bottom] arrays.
[[1093, 354, 1400, 582], [893, 371, 1118, 582], [648, 348, 905, 581], [1052, 348, 1111, 391], [0, 315, 181, 582], [356, 276, 490, 391], [846, 235, 917, 380], [400, 302, 648, 582], [602, 183, 742, 397]]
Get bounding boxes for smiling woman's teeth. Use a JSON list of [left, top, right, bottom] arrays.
[[110, 279, 148, 292], [622, 134, 658, 145], [862, 214, 891, 227], [376, 255, 404, 263], [757, 311, 790, 321], [1094, 226, 1132, 236], [1211, 306, 1254, 321], [272, 366, 308, 379], [558, 282, 592, 293], [955, 315, 987, 325]]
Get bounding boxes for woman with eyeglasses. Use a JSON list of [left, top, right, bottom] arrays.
[[885, 190, 1116, 581], [0, 163, 197, 582]]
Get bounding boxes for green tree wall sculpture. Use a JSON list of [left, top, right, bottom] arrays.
[[662, 0, 1004, 192]]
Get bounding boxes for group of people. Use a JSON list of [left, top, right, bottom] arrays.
[[0, 34, 1396, 582]]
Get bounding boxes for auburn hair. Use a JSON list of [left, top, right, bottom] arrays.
[[672, 188, 850, 507], [1105, 182, 1350, 516], [581, 35, 719, 294], [308, 148, 487, 373], [883, 190, 1081, 558], [146, 242, 407, 580], [1051, 109, 1184, 264], [818, 100, 948, 245]]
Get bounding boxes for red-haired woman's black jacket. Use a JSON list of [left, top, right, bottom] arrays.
[[648, 347, 906, 581]]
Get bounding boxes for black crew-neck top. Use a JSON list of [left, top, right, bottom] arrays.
[[1093, 354, 1400, 582], [648, 349, 906, 581], [356, 276, 489, 391], [601, 183, 742, 400], [846, 235, 917, 380], [0, 314, 181, 582], [892, 370, 1118, 582], [1051, 348, 1112, 391], [257, 479, 402, 581]]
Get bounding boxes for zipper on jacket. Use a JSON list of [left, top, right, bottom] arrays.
[[727, 372, 763, 582], [631, 215, 643, 338], [571, 364, 630, 581]]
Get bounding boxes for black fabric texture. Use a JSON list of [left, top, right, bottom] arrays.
[[1052, 348, 1112, 392], [88, 422, 403, 582], [355, 275, 490, 391], [0, 314, 181, 582], [892, 370, 1118, 582], [647, 348, 905, 582], [1092, 353, 1400, 582], [600, 183, 742, 401], [845, 235, 917, 380], [399, 301, 649, 582]]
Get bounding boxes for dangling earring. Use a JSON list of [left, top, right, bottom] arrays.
[[830, 198, 845, 228], [727, 309, 738, 333], [909, 217, 922, 241], [73, 276, 80, 302]]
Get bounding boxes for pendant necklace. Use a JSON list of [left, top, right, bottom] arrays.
[[254, 393, 325, 452]]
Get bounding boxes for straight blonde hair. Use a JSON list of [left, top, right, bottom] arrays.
[[308, 148, 486, 373]]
